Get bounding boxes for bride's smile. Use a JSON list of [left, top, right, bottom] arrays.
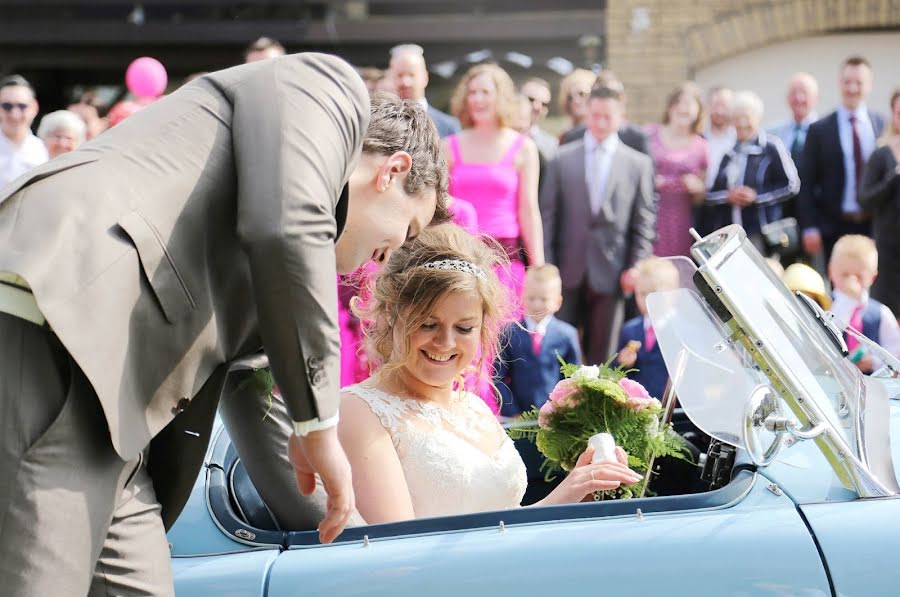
[[394, 290, 483, 390]]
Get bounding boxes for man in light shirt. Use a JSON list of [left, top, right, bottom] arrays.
[[0, 75, 48, 187], [389, 43, 460, 138]]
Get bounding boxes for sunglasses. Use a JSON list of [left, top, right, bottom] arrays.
[[0, 102, 29, 112]]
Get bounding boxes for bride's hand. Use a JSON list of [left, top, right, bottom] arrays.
[[537, 446, 643, 506]]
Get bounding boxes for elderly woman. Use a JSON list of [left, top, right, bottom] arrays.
[[699, 91, 800, 252], [37, 109, 86, 159]]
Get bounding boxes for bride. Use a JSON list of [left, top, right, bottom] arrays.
[[339, 223, 642, 523]]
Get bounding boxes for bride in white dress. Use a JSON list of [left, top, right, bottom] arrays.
[[338, 224, 642, 524]]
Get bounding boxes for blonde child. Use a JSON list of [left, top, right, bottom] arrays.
[[828, 235, 900, 372], [616, 257, 680, 399]]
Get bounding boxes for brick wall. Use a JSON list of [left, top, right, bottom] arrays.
[[606, 0, 900, 123]]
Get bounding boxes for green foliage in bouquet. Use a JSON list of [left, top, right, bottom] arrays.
[[508, 357, 691, 499], [236, 367, 277, 419]]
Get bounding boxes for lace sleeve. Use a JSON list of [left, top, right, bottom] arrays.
[[343, 384, 408, 447]]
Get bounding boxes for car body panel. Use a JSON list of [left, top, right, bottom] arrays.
[[801, 498, 900, 597], [264, 474, 831, 597], [172, 549, 279, 597]]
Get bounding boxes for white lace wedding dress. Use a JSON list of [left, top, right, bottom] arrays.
[[344, 383, 528, 518]]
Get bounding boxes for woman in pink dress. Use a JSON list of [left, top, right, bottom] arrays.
[[443, 63, 543, 308], [443, 64, 542, 413], [646, 82, 709, 257]]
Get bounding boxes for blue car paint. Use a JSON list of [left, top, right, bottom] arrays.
[[266, 473, 830, 597], [801, 498, 900, 597], [172, 549, 279, 597]]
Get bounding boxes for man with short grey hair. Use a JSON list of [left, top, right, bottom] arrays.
[[389, 43, 460, 138]]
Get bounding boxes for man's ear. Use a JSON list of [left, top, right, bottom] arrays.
[[376, 151, 412, 192]]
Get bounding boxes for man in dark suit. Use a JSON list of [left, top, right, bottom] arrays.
[[799, 55, 886, 261], [390, 43, 460, 138], [541, 86, 657, 365], [495, 265, 582, 418], [558, 71, 649, 156], [0, 54, 447, 594]]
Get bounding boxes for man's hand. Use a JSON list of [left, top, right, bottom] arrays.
[[288, 427, 355, 544], [802, 229, 823, 256]]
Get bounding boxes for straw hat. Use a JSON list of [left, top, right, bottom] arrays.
[[782, 263, 831, 310]]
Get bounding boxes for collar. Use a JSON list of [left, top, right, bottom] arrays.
[[584, 130, 619, 154], [524, 315, 553, 335], [838, 103, 869, 123], [731, 130, 767, 155], [642, 316, 652, 331], [833, 288, 869, 308], [793, 112, 818, 127]]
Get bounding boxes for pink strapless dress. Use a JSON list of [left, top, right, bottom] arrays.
[[447, 133, 526, 313], [448, 134, 528, 414]]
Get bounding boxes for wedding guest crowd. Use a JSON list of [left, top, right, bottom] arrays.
[[4, 38, 899, 410]]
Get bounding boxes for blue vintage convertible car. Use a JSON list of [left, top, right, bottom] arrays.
[[167, 226, 900, 596]]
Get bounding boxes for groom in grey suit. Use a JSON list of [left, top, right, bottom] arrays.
[[0, 53, 447, 595], [541, 86, 657, 365]]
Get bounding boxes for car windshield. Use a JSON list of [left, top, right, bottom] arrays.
[[646, 227, 899, 497]]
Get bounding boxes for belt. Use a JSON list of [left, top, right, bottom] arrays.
[[0, 273, 46, 326], [841, 212, 871, 224]]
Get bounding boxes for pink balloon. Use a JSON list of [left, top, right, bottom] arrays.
[[125, 57, 168, 99]]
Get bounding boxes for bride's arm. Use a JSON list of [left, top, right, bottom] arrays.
[[338, 393, 416, 524]]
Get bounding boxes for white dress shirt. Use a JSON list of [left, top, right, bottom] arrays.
[[0, 132, 48, 187], [836, 104, 877, 214], [831, 289, 900, 367], [524, 314, 554, 336], [583, 131, 618, 216], [705, 126, 736, 188]]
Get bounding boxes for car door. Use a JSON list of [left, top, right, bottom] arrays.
[[266, 472, 831, 596]]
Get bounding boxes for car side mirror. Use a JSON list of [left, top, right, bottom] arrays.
[[743, 385, 784, 467]]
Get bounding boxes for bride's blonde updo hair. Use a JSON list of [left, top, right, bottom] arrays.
[[352, 223, 514, 381]]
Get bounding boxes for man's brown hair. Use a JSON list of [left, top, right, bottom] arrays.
[[364, 91, 449, 224]]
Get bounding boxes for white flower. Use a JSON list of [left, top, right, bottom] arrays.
[[571, 365, 601, 382]]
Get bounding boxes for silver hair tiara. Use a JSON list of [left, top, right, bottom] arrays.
[[419, 259, 487, 280]]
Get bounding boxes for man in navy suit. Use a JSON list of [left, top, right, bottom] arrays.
[[389, 44, 460, 138], [616, 257, 680, 401], [798, 56, 886, 262], [496, 265, 582, 418]]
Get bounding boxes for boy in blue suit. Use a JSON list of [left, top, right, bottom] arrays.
[[496, 265, 582, 418], [616, 257, 680, 400]]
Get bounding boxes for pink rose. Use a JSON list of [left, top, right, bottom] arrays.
[[538, 399, 556, 428], [549, 378, 578, 403], [618, 378, 660, 411]]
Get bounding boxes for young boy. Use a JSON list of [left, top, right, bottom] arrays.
[[616, 257, 681, 400], [828, 235, 900, 373], [495, 265, 582, 418]]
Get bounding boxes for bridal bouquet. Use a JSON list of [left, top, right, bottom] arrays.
[[509, 358, 689, 499]]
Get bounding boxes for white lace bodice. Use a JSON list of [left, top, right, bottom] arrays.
[[345, 383, 528, 518]]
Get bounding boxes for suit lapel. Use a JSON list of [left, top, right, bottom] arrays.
[[597, 147, 622, 223], [570, 142, 592, 217]]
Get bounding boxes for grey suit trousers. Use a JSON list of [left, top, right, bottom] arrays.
[[218, 369, 366, 531], [558, 285, 624, 366], [0, 313, 173, 597]]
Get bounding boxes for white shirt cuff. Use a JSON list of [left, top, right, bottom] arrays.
[[292, 413, 340, 437]]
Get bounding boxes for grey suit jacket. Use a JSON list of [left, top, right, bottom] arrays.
[[541, 136, 657, 294], [0, 53, 369, 463], [427, 105, 461, 138]]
